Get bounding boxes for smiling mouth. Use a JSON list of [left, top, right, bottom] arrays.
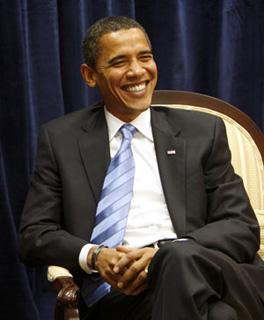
[[122, 81, 149, 93]]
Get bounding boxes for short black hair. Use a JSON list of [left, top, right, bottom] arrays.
[[82, 16, 151, 69]]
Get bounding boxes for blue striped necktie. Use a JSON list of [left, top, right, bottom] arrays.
[[82, 123, 137, 307]]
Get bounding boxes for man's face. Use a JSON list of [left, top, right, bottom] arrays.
[[82, 28, 158, 122]]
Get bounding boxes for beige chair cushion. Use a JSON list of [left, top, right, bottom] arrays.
[[47, 265, 72, 281]]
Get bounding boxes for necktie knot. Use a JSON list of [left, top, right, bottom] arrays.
[[120, 124, 136, 141]]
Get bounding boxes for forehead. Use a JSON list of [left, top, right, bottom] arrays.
[[97, 28, 151, 59]]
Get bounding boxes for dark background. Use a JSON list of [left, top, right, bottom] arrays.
[[0, 1, 263, 319]]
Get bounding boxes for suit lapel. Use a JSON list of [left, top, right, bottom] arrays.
[[151, 107, 186, 236], [78, 107, 110, 203]]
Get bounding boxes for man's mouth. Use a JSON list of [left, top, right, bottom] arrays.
[[122, 81, 148, 93]]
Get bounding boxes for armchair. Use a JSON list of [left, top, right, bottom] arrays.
[[48, 90, 264, 319]]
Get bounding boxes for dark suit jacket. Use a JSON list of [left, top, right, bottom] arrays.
[[19, 104, 264, 296]]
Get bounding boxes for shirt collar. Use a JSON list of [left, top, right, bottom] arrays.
[[104, 107, 153, 142]]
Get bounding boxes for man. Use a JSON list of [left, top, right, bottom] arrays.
[[19, 16, 264, 319]]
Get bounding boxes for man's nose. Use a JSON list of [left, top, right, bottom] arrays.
[[126, 60, 145, 78]]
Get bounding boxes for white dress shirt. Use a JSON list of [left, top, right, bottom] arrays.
[[79, 107, 177, 273]]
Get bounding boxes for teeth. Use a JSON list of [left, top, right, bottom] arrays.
[[124, 83, 146, 92]]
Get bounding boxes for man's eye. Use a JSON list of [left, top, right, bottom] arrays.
[[139, 55, 153, 62], [111, 60, 126, 68]]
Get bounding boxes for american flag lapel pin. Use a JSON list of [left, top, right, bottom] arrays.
[[167, 149, 176, 155]]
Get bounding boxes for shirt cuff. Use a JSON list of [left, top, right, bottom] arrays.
[[79, 243, 98, 274]]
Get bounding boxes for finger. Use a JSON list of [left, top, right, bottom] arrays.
[[118, 247, 158, 262], [114, 248, 146, 274], [96, 250, 124, 284], [117, 247, 144, 260], [120, 251, 150, 280], [110, 252, 125, 268], [128, 269, 148, 293], [115, 248, 156, 286], [113, 253, 134, 274], [117, 258, 147, 289], [100, 268, 120, 288], [99, 260, 123, 281], [122, 274, 148, 295]]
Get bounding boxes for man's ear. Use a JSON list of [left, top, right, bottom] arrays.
[[80, 64, 96, 87]]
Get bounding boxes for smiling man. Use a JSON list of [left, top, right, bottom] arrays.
[[19, 16, 264, 320]]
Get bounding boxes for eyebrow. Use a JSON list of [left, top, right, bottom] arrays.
[[107, 50, 153, 65]]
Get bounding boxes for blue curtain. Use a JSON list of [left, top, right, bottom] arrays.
[[0, 1, 263, 319]]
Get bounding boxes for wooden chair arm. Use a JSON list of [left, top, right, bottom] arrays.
[[52, 276, 80, 320]]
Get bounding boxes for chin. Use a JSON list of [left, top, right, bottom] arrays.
[[126, 105, 150, 114], [127, 98, 152, 109]]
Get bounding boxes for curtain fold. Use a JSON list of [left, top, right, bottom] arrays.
[[0, 1, 263, 318]]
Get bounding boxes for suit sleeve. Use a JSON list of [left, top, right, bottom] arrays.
[[18, 126, 87, 271], [185, 117, 260, 263]]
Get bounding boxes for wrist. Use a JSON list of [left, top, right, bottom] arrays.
[[92, 244, 107, 270], [86, 244, 108, 272], [87, 245, 97, 270]]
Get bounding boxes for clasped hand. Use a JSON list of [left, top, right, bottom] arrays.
[[95, 246, 158, 295]]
